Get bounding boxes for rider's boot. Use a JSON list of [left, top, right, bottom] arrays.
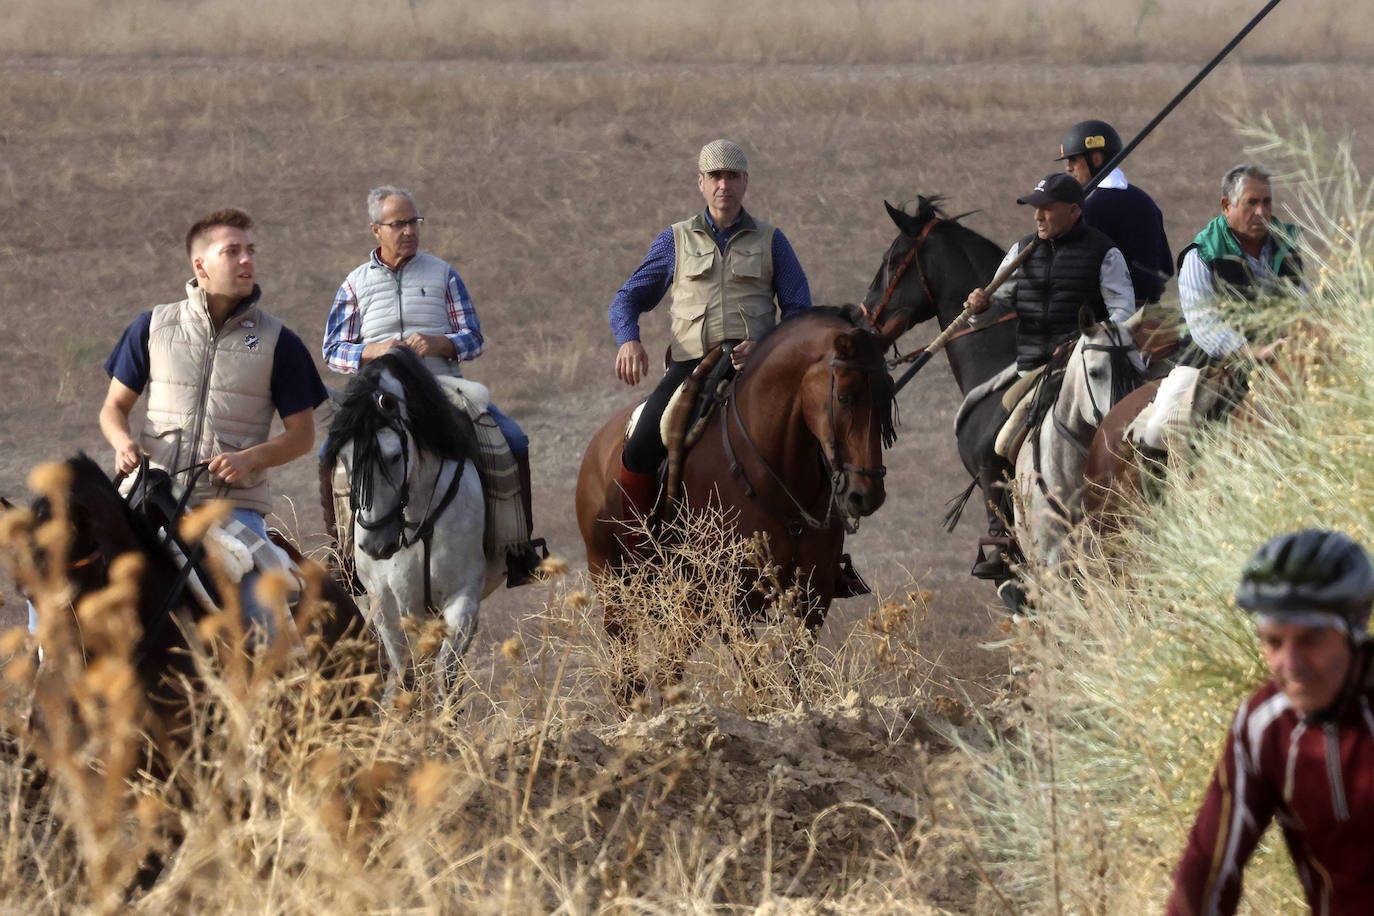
[[971, 466, 1014, 581], [833, 552, 872, 598], [505, 450, 549, 589], [618, 462, 659, 555]]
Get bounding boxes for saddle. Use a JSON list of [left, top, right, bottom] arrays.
[[123, 464, 303, 613], [620, 346, 736, 521]]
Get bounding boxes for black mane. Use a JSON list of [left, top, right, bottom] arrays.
[[323, 348, 479, 472]]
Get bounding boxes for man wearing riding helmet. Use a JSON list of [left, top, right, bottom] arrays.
[[1168, 529, 1374, 915], [1057, 119, 1173, 304]]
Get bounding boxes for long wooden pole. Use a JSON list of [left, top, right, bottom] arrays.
[[891, 0, 1286, 396]]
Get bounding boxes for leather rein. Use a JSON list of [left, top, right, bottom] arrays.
[[720, 354, 888, 536]]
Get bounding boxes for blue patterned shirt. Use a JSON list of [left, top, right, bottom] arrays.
[[608, 210, 812, 347]]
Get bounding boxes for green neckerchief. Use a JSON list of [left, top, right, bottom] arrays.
[[1192, 214, 1302, 274]]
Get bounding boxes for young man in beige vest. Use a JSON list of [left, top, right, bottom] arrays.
[[99, 208, 328, 642], [606, 139, 868, 595]]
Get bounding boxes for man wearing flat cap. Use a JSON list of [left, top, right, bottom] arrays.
[[961, 172, 1137, 579], [606, 139, 871, 592], [607, 139, 812, 515]]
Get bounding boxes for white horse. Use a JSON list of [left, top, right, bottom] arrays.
[[1014, 314, 1143, 566], [323, 348, 500, 696]]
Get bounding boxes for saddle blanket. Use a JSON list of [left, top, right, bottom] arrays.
[[624, 380, 693, 446], [1125, 365, 1226, 453]]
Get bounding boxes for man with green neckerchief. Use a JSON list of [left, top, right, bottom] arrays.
[[1139, 163, 1302, 452]]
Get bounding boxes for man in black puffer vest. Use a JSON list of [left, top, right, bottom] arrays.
[[962, 173, 1137, 580]]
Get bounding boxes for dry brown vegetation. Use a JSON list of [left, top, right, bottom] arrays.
[[2, 2, 1374, 911]]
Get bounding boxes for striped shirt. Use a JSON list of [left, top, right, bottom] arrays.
[[1178, 237, 1289, 360], [608, 210, 812, 347], [322, 249, 484, 374]]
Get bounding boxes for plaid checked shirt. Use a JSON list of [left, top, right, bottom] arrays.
[[323, 248, 484, 374]]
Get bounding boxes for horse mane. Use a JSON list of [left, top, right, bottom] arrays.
[[323, 348, 479, 471]]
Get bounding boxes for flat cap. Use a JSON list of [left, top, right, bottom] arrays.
[[698, 139, 749, 174]]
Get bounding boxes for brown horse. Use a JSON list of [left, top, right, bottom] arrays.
[[576, 307, 894, 700]]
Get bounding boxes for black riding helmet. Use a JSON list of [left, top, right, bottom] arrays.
[[1235, 529, 1374, 640], [1056, 120, 1123, 177]]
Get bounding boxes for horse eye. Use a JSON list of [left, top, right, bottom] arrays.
[[377, 392, 398, 413], [837, 393, 853, 406]]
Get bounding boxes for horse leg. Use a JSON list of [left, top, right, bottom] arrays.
[[601, 598, 648, 706], [435, 589, 481, 702], [360, 564, 413, 702]]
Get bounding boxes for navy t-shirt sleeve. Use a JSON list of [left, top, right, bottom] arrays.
[[103, 311, 154, 392], [271, 327, 329, 418]]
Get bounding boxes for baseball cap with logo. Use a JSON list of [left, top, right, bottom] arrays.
[[698, 139, 749, 174], [1017, 172, 1085, 207]]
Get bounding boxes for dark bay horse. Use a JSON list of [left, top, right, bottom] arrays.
[[16, 454, 367, 744], [576, 307, 894, 701], [860, 199, 1016, 476]]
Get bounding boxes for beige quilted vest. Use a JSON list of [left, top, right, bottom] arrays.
[[141, 281, 284, 515], [668, 212, 777, 360]]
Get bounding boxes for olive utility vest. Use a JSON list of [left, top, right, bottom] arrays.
[[1010, 222, 1116, 371], [668, 212, 777, 360], [141, 282, 284, 515], [346, 251, 465, 377]]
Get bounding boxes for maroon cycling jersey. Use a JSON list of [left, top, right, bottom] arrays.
[[1167, 656, 1374, 915]]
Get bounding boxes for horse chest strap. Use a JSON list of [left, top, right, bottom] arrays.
[[721, 398, 756, 498]]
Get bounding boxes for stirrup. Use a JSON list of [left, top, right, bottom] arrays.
[[505, 538, 550, 589], [971, 539, 1012, 581], [834, 553, 871, 598]]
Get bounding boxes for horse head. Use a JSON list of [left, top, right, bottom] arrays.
[[863, 197, 948, 341], [867, 198, 1004, 328], [1061, 311, 1145, 437], [802, 312, 895, 521], [324, 348, 476, 561]]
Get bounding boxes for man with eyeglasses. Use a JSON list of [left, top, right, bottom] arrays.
[[322, 186, 546, 588]]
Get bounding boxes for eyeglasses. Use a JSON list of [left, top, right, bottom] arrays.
[[375, 217, 424, 230]]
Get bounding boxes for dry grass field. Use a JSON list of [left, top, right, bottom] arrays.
[[2, 0, 1374, 911]]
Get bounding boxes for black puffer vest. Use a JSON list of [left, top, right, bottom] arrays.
[[1011, 222, 1115, 371]]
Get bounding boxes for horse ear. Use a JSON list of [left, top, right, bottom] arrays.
[[1078, 305, 1098, 335], [884, 200, 921, 238], [834, 331, 857, 360]]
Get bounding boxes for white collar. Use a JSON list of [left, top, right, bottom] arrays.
[[1096, 167, 1128, 190]]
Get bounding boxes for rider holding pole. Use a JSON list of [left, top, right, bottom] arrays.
[[961, 173, 1137, 579]]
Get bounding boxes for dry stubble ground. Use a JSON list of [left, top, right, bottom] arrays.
[[2, 54, 1373, 703]]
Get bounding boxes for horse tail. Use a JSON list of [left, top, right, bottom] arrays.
[[942, 475, 980, 533]]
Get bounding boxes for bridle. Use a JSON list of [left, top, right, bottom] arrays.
[[865, 218, 938, 329], [721, 350, 891, 536], [1032, 325, 1142, 512], [351, 389, 465, 612]]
